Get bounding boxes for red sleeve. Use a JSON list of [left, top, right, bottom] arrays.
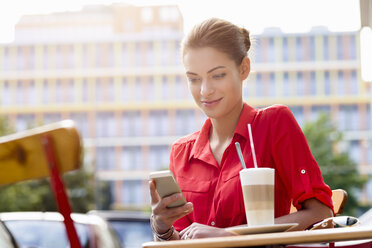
[[270, 105, 333, 212], [169, 143, 192, 232]]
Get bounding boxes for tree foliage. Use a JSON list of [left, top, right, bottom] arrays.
[[302, 113, 368, 216]]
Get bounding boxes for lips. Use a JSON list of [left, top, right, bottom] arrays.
[[201, 98, 222, 107]]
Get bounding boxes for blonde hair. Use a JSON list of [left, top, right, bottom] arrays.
[[181, 18, 251, 65]]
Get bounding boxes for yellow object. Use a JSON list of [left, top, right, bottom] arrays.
[[0, 120, 81, 186]]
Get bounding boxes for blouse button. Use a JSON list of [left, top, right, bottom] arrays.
[[211, 221, 215, 226], [301, 169, 306, 174]]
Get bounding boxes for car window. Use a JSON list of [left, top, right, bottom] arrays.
[[0, 221, 17, 248], [4, 220, 89, 248], [109, 221, 153, 248]]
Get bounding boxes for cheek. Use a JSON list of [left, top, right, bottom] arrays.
[[188, 83, 200, 98]]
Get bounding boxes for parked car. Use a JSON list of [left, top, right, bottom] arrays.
[[0, 212, 122, 248], [0, 219, 19, 248], [88, 210, 153, 248]]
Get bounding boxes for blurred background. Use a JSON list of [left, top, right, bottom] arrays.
[[0, 0, 371, 219]]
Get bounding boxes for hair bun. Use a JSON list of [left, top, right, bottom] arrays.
[[241, 28, 251, 52]]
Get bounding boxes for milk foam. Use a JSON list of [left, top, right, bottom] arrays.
[[239, 168, 274, 185]]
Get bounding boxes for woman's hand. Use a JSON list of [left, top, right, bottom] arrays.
[[179, 223, 235, 239], [149, 180, 193, 234]]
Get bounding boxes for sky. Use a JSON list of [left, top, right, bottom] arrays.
[[0, 0, 362, 44]]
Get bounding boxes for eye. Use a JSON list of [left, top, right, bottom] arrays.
[[188, 77, 201, 83], [212, 73, 226, 79]]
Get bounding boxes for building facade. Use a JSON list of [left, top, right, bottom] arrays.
[[0, 4, 371, 209]]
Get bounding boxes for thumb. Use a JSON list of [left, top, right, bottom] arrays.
[[149, 180, 160, 205]]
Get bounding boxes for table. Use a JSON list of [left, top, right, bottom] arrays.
[[142, 226, 372, 248]]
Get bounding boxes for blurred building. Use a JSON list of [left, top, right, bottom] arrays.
[[0, 4, 371, 208]]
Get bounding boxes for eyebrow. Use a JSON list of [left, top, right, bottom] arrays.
[[186, 66, 226, 76]]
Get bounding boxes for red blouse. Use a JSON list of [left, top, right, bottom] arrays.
[[169, 103, 333, 231]]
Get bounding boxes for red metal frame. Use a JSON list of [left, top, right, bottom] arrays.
[[42, 134, 82, 248]]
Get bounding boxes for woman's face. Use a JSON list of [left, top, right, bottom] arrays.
[[183, 47, 249, 120]]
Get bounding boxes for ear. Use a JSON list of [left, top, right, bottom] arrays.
[[239, 57, 250, 81]]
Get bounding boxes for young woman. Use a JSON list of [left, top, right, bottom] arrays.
[[149, 18, 333, 241]]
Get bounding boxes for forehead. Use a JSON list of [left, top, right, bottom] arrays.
[[183, 47, 235, 73]]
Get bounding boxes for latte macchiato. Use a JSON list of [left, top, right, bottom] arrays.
[[240, 168, 274, 226]]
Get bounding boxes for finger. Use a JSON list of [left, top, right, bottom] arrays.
[[159, 202, 193, 221], [179, 225, 191, 236], [159, 193, 184, 208], [149, 180, 160, 205]]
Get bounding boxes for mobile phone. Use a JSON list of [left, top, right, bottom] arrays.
[[149, 170, 187, 208]]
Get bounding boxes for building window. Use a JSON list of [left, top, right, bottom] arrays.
[[310, 71, 316, 96], [56, 45, 62, 69], [289, 106, 304, 127], [175, 110, 196, 135], [70, 113, 89, 138], [146, 77, 155, 102], [159, 7, 179, 22], [283, 72, 290, 97], [15, 81, 24, 105], [338, 105, 358, 131], [148, 110, 168, 136], [135, 77, 142, 102], [3, 47, 10, 71], [146, 42, 154, 66], [324, 71, 331, 95], [269, 73, 275, 97], [256, 73, 263, 97], [149, 146, 169, 171], [311, 105, 331, 121], [56, 80, 62, 104], [368, 141, 372, 164], [96, 147, 115, 171], [121, 147, 142, 170], [161, 41, 169, 66], [282, 37, 288, 62], [16, 47, 24, 71], [122, 78, 129, 102], [175, 76, 188, 100], [309, 36, 315, 61], [43, 46, 48, 70], [123, 111, 142, 137], [16, 114, 35, 131], [268, 38, 275, 62], [174, 40, 182, 65], [43, 80, 50, 104], [135, 43, 141, 66], [141, 7, 154, 23], [349, 140, 360, 164], [43, 113, 61, 124], [367, 104, 371, 131], [122, 180, 143, 205], [96, 78, 114, 103], [68, 45, 74, 69], [337, 35, 343, 60], [351, 70, 358, 95], [337, 71, 345, 96], [323, 36, 329, 61], [254, 37, 262, 63], [161, 76, 169, 101], [350, 35, 357, 60], [1, 81, 11, 106], [122, 43, 128, 67], [96, 112, 116, 137], [296, 72, 304, 96], [295, 37, 302, 61], [96, 43, 103, 68], [82, 44, 89, 68]]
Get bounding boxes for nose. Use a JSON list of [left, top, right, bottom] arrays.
[[200, 79, 215, 97]]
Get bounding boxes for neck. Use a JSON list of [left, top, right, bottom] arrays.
[[210, 101, 244, 143]]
